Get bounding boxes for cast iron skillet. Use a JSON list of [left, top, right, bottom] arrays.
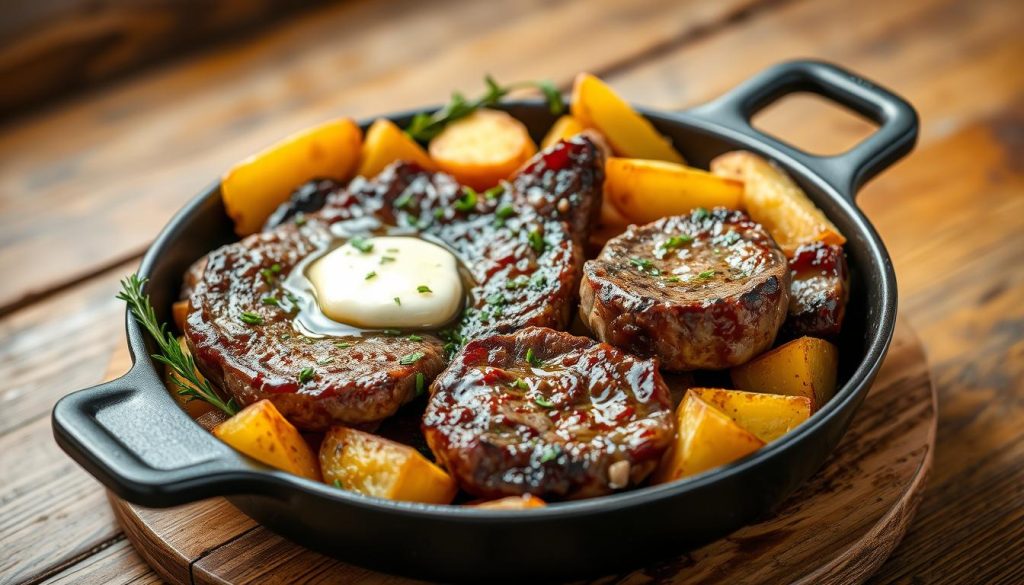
[[52, 60, 916, 582]]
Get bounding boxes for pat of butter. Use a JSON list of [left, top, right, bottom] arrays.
[[307, 236, 462, 329]]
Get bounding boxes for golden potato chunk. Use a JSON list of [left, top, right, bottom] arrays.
[[730, 336, 839, 411], [171, 300, 189, 332], [571, 73, 685, 163], [470, 495, 547, 510], [221, 118, 362, 236], [213, 399, 321, 481], [540, 115, 586, 149], [429, 109, 536, 190], [604, 158, 744, 224], [689, 388, 811, 443], [653, 391, 764, 483], [357, 118, 436, 179], [710, 151, 845, 256], [319, 426, 456, 505]]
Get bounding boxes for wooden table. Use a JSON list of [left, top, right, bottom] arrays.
[[0, 0, 1020, 583]]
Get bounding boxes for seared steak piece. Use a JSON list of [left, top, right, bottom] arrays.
[[785, 242, 848, 337], [422, 327, 675, 499], [580, 207, 790, 371], [185, 135, 604, 430]]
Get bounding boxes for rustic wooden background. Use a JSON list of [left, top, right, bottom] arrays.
[[0, 0, 1020, 583]]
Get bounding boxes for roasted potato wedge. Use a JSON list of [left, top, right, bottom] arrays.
[[470, 495, 547, 509], [213, 399, 321, 481], [221, 118, 362, 236], [319, 426, 456, 504], [172, 300, 189, 332], [357, 118, 436, 179], [730, 336, 839, 411], [711, 151, 845, 256], [571, 73, 685, 163], [689, 388, 811, 443], [653, 390, 765, 483], [540, 115, 586, 149], [429, 108, 536, 190], [604, 158, 744, 224]]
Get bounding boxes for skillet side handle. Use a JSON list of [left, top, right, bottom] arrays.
[[52, 367, 260, 508], [687, 59, 919, 198]]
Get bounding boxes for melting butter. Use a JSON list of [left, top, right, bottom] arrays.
[[307, 236, 462, 329]]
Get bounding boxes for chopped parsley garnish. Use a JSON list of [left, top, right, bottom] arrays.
[[365, 271, 377, 280], [394, 297, 401, 305], [380, 256, 396, 264], [433, 208, 445, 219], [298, 367, 315, 384], [239, 311, 263, 325], [417, 285, 432, 293], [506, 275, 528, 290], [539, 445, 560, 464], [334, 342, 352, 349], [350, 237, 373, 253], [293, 212, 306, 226], [496, 204, 516, 219], [382, 329, 402, 336], [399, 351, 424, 365], [511, 378, 529, 391], [454, 187, 478, 212], [393, 190, 414, 209], [698, 270, 716, 279], [630, 257, 661, 276], [660, 234, 693, 251], [484, 184, 505, 200], [692, 207, 710, 221], [407, 334, 424, 341], [333, 479, 344, 489], [525, 347, 543, 367], [261, 296, 279, 306], [387, 247, 399, 253], [527, 228, 545, 254], [534, 396, 555, 408], [260, 268, 276, 284], [405, 214, 420, 228], [271, 263, 282, 273], [531, 274, 548, 288], [486, 293, 507, 305], [318, 357, 334, 365], [664, 276, 681, 283], [415, 372, 426, 396]]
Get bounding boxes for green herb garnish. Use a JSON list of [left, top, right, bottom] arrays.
[[350, 237, 374, 253], [381, 256, 396, 264], [433, 208, 446, 219], [630, 257, 661, 276], [365, 271, 377, 280], [664, 276, 681, 283], [526, 347, 543, 367], [698, 270, 716, 279], [394, 297, 401, 305], [407, 334, 424, 342], [539, 445, 560, 464], [400, 351, 424, 365], [239, 311, 263, 325], [261, 296, 279, 306], [692, 207, 710, 221], [534, 396, 555, 408], [405, 75, 565, 141], [484, 184, 505, 200], [298, 367, 315, 384], [661, 235, 693, 251], [293, 212, 307, 226], [333, 479, 344, 489], [527, 228, 545, 254], [511, 378, 529, 391], [394, 190, 414, 209], [454, 187, 478, 212], [334, 342, 352, 349], [382, 329, 402, 336], [117, 275, 238, 416], [415, 372, 426, 396], [417, 285, 432, 293]]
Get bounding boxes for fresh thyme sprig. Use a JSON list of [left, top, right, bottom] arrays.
[[117, 274, 238, 416], [405, 75, 565, 141]]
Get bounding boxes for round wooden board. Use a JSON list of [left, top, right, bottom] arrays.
[[104, 318, 935, 585]]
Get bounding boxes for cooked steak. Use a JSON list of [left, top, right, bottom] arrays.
[[785, 242, 848, 337], [184, 135, 604, 430], [579, 207, 790, 371], [422, 327, 675, 499]]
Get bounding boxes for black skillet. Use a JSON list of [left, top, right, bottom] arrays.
[[52, 60, 917, 582]]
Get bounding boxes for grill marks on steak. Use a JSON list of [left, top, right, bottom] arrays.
[[785, 242, 848, 337], [185, 135, 604, 430], [422, 327, 675, 500], [580, 208, 790, 371]]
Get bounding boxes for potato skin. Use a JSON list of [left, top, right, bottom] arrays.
[[357, 118, 435, 179], [571, 73, 685, 163], [428, 109, 536, 190], [221, 118, 362, 236], [730, 336, 839, 411], [213, 399, 321, 481], [604, 158, 743, 224], [711, 151, 845, 256]]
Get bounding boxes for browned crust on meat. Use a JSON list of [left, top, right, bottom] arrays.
[[785, 242, 849, 337], [580, 208, 790, 370], [422, 327, 674, 500]]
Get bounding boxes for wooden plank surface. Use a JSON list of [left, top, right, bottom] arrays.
[[0, 0, 1021, 582]]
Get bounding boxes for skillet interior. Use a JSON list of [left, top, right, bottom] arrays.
[[113, 100, 895, 581]]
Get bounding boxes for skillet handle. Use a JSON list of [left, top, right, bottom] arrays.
[[687, 59, 918, 198], [52, 365, 267, 507]]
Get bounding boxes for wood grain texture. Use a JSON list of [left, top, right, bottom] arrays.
[[0, 0, 764, 314], [104, 319, 935, 584]]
